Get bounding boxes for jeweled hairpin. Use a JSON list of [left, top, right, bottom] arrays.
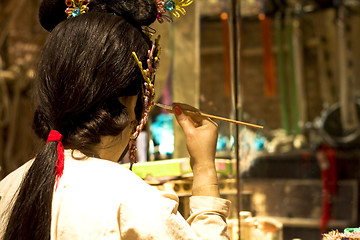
[[65, 0, 90, 18], [129, 36, 161, 170], [156, 0, 194, 23]]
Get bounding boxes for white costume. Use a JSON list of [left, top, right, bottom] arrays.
[[0, 150, 230, 239]]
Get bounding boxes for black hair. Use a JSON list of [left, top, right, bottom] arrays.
[[3, 0, 157, 239]]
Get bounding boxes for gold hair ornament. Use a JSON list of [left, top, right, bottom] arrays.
[[156, 0, 194, 22], [65, 0, 90, 18]]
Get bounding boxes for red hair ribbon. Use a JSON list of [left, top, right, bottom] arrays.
[[47, 130, 65, 189]]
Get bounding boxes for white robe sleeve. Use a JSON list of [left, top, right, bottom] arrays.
[[187, 196, 231, 239], [118, 189, 231, 240]]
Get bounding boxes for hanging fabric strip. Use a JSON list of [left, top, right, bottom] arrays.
[[337, 5, 359, 132], [314, 11, 336, 106], [221, 12, 231, 97], [259, 13, 276, 97], [291, 16, 307, 130], [285, 12, 300, 135], [275, 13, 290, 134]]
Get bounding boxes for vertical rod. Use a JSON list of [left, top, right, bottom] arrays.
[[230, 0, 241, 238]]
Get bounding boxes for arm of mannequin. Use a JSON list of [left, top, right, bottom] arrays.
[[172, 103, 220, 198]]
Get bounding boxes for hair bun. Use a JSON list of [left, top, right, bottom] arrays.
[[39, 0, 157, 31], [101, 0, 157, 26], [39, 0, 69, 31]]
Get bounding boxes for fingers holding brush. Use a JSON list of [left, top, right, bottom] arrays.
[[172, 103, 218, 128], [172, 103, 218, 168]]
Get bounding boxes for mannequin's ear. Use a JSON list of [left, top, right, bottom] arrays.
[[118, 95, 139, 120], [133, 92, 144, 122]]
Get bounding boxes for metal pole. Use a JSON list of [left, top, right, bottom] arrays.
[[230, 0, 241, 238]]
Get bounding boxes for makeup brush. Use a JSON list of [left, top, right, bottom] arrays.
[[155, 103, 263, 129]]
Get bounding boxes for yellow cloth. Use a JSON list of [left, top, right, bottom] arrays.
[[0, 150, 230, 239]]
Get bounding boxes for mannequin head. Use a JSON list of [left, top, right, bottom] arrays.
[[33, 12, 152, 157]]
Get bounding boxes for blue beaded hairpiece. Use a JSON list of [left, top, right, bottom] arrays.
[[65, 0, 90, 18], [156, 0, 194, 23]]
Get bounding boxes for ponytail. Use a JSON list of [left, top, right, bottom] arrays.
[[3, 142, 58, 240]]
